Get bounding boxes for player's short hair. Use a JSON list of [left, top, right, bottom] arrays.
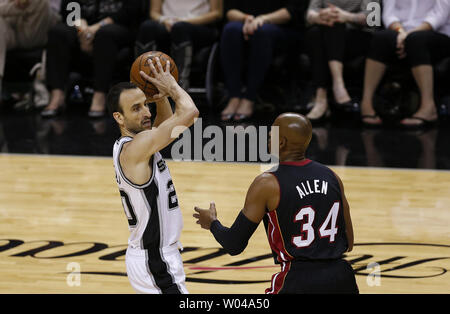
[[106, 82, 139, 115]]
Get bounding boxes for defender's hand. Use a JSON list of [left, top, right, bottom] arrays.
[[193, 202, 218, 230]]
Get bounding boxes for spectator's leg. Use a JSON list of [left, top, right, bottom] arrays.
[[42, 23, 79, 115], [220, 21, 245, 120], [360, 30, 397, 125], [171, 26, 193, 90], [322, 24, 352, 104], [236, 23, 283, 120], [329, 60, 351, 103], [170, 22, 217, 90], [305, 25, 329, 120], [0, 17, 17, 98], [135, 20, 169, 57], [400, 31, 449, 126], [90, 24, 133, 116]]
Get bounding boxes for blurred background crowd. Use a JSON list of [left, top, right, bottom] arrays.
[[1, 0, 450, 130]]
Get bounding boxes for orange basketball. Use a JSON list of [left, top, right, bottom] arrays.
[[130, 51, 179, 97]]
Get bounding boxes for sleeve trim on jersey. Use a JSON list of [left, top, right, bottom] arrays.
[[266, 172, 281, 211], [116, 138, 155, 189]]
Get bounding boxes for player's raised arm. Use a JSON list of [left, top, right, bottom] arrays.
[[193, 173, 279, 255], [152, 97, 174, 128], [127, 57, 199, 163]]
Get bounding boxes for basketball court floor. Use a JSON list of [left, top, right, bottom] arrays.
[[0, 104, 449, 294]]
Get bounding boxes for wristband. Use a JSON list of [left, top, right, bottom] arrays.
[[210, 211, 259, 256]]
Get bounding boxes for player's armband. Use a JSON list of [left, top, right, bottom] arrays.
[[210, 211, 259, 256]]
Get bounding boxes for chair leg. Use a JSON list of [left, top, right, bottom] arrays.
[[171, 42, 193, 90], [205, 42, 219, 107], [134, 41, 157, 59]]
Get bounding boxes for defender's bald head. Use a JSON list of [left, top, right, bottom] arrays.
[[272, 113, 312, 155]]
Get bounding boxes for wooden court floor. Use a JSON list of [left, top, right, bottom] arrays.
[[0, 154, 449, 294]]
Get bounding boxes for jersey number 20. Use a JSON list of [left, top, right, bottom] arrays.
[[292, 202, 340, 248]]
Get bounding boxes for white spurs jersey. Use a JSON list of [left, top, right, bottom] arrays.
[[113, 136, 183, 250]]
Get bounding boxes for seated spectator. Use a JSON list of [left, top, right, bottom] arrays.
[[0, 0, 60, 101], [220, 0, 308, 122], [305, 0, 377, 121], [361, 0, 450, 128], [42, 0, 142, 118], [135, 0, 223, 90]]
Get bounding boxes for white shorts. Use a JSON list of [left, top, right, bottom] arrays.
[[125, 243, 188, 294]]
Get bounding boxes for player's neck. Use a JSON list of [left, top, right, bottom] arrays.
[[280, 151, 306, 163], [121, 128, 136, 139]]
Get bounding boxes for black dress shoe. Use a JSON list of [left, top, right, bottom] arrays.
[[335, 100, 359, 113]]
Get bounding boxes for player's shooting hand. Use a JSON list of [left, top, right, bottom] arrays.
[[145, 93, 169, 104], [193, 202, 217, 230], [140, 57, 177, 99]]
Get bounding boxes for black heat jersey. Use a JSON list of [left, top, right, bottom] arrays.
[[264, 159, 348, 263]]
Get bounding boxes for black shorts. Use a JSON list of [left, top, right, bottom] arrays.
[[276, 259, 359, 294]]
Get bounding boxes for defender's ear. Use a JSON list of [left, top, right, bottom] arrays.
[[279, 136, 287, 151]]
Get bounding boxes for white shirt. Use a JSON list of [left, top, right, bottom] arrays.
[[383, 0, 450, 37], [162, 0, 210, 20]]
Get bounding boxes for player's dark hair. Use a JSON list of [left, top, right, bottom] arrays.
[[106, 82, 139, 115]]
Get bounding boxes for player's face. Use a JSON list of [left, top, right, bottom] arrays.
[[119, 88, 152, 134]]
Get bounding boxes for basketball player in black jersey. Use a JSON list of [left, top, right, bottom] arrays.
[[193, 113, 358, 294]]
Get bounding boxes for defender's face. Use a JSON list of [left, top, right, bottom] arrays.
[[118, 88, 152, 134]]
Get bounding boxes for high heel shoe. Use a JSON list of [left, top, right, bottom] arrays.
[[233, 99, 254, 122], [233, 112, 253, 122], [41, 105, 63, 118], [221, 112, 235, 122], [306, 102, 329, 122], [221, 98, 241, 122]]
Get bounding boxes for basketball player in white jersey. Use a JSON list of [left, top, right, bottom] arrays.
[[107, 58, 199, 294]]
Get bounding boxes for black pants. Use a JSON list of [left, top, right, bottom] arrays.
[[135, 20, 218, 57], [220, 21, 301, 102], [367, 29, 450, 67], [46, 22, 133, 93], [273, 259, 359, 294], [306, 24, 372, 89]]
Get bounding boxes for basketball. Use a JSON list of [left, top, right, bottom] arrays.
[[130, 51, 179, 98]]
